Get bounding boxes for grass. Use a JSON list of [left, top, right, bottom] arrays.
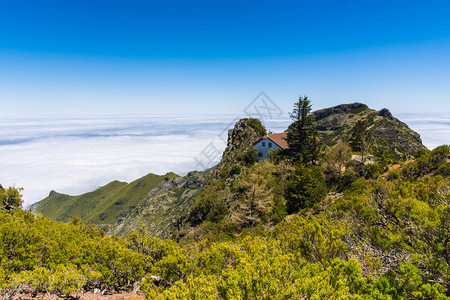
[[34, 180, 127, 222], [34, 172, 179, 226]]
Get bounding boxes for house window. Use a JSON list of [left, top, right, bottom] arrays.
[[258, 152, 263, 158], [262, 142, 265, 147], [269, 142, 272, 148]]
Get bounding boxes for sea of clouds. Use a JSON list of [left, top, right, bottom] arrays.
[[1, 113, 449, 206], [397, 113, 450, 150], [0, 114, 292, 205]]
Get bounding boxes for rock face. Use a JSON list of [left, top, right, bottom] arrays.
[[378, 108, 393, 120], [108, 170, 210, 238], [212, 118, 262, 180], [314, 103, 368, 120], [221, 118, 262, 158], [313, 103, 425, 156], [32, 119, 264, 239]]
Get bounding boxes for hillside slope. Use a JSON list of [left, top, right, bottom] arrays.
[[32, 104, 426, 240], [32, 171, 209, 238], [313, 103, 424, 156], [32, 180, 128, 223]]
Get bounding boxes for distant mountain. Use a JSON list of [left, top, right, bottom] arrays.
[[10, 104, 450, 298], [32, 103, 426, 240], [313, 103, 425, 156], [32, 170, 209, 238]]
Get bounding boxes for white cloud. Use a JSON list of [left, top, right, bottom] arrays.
[[397, 113, 450, 150], [0, 115, 292, 205], [3, 113, 446, 206]]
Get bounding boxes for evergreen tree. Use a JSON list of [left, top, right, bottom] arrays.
[[349, 120, 372, 165], [286, 96, 320, 163], [285, 163, 327, 213]]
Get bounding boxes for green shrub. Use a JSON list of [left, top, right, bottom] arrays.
[[245, 118, 267, 136], [285, 163, 327, 213], [363, 163, 385, 179]]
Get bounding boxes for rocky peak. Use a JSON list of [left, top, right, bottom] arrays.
[[223, 118, 261, 154], [314, 103, 368, 120], [212, 118, 263, 179], [378, 108, 394, 120], [314, 102, 425, 156]]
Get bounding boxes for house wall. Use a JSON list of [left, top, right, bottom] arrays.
[[254, 139, 282, 161]]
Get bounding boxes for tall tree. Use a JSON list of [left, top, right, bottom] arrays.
[[349, 120, 371, 166], [286, 96, 320, 163], [285, 163, 327, 213]]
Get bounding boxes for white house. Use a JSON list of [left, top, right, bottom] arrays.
[[254, 132, 289, 161]]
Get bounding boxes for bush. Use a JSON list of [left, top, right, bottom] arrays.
[[285, 163, 327, 213], [0, 185, 23, 211], [363, 163, 386, 179], [401, 145, 450, 180], [336, 172, 358, 192], [245, 118, 267, 137]]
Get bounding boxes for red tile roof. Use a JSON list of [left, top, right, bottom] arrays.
[[262, 132, 289, 149]]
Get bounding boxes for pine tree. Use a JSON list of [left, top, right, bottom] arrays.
[[286, 96, 320, 163], [349, 120, 371, 165], [285, 163, 327, 213]]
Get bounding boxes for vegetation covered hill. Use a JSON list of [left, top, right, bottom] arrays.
[[314, 103, 424, 157], [1, 144, 449, 299], [6, 98, 449, 299], [31, 180, 128, 223], [32, 171, 209, 238]]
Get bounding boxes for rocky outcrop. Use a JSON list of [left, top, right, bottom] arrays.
[[314, 103, 368, 120], [222, 118, 261, 155], [378, 108, 393, 120], [212, 118, 263, 180], [313, 103, 425, 156], [109, 170, 210, 238]]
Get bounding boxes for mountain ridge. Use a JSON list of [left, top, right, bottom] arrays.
[[32, 102, 426, 238], [313, 102, 424, 157]]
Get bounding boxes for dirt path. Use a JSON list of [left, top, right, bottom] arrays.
[[9, 291, 144, 300]]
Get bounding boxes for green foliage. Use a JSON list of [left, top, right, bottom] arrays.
[[3, 142, 450, 299], [349, 119, 372, 165], [328, 174, 450, 297], [33, 172, 176, 225], [0, 185, 23, 212], [322, 142, 356, 191], [285, 163, 327, 213], [286, 96, 321, 163], [0, 202, 145, 296], [179, 161, 292, 241], [245, 118, 267, 137], [372, 144, 400, 165], [11, 264, 88, 296], [437, 162, 450, 176], [140, 211, 450, 299], [275, 215, 348, 264], [335, 172, 358, 192], [185, 179, 230, 227], [363, 163, 386, 179], [230, 161, 289, 227], [400, 145, 450, 180]]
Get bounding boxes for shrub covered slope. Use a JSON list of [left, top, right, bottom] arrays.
[[2, 100, 449, 299]]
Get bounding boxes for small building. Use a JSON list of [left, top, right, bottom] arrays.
[[254, 132, 289, 161]]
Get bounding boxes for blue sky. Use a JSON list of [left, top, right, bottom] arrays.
[[1, 0, 450, 115], [1, 1, 450, 203]]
